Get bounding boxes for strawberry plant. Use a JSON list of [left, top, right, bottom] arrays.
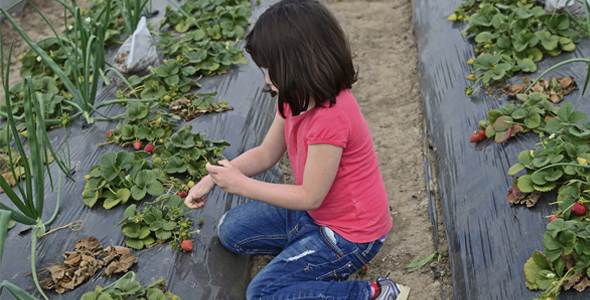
[[117, 59, 201, 106], [161, 0, 252, 39], [80, 271, 181, 300], [501, 100, 590, 297], [17, 36, 75, 80], [474, 91, 556, 143], [0, 77, 78, 126], [151, 125, 230, 180], [508, 102, 590, 204], [118, 194, 200, 251], [449, 0, 585, 95], [104, 102, 180, 148], [156, 35, 248, 77], [82, 151, 166, 209]]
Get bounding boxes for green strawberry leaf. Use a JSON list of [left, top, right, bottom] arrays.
[[517, 175, 535, 193], [124, 204, 137, 218], [126, 239, 144, 250], [155, 229, 172, 240], [508, 163, 525, 176], [103, 198, 122, 209], [122, 223, 141, 238], [163, 221, 177, 231], [131, 186, 147, 200], [534, 182, 556, 192], [138, 226, 151, 240], [146, 181, 165, 196]]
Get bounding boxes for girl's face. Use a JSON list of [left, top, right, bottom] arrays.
[[264, 69, 279, 94]]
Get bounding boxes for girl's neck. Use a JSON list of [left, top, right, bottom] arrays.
[[301, 98, 315, 114]]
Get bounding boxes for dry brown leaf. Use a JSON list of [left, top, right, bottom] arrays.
[[103, 261, 118, 276], [102, 252, 118, 265], [65, 254, 80, 265], [512, 191, 541, 207], [39, 236, 137, 293], [560, 76, 575, 89], [504, 76, 577, 104], [574, 276, 590, 292], [564, 273, 581, 291], [81, 254, 94, 261], [549, 94, 561, 104], [46, 265, 66, 282], [117, 253, 138, 271], [113, 246, 130, 254]]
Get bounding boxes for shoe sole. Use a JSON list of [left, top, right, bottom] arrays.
[[397, 284, 411, 300]]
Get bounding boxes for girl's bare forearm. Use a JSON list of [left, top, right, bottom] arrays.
[[229, 146, 284, 177]]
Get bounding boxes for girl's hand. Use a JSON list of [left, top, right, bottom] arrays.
[[185, 175, 215, 209], [206, 160, 246, 194]]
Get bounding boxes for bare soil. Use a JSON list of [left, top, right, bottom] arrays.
[[1, 0, 453, 298]]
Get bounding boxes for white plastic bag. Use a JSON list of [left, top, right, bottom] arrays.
[[545, 0, 589, 18], [113, 17, 158, 84]]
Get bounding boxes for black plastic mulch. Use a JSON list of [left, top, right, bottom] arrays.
[[412, 0, 590, 299]]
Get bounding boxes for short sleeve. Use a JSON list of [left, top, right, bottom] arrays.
[[306, 108, 350, 148]]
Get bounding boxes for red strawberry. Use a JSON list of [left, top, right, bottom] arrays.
[[181, 240, 193, 251], [144, 144, 155, 154], [470, 132, 479, 143], [106, 130, 113, 140], [572, 202, 587, 216], [549, 215, 558, 223], [478, 129, 486, 141], [134, 141, 142, 150], [177, 191, 188, 198], [119, 18, 124, 24]]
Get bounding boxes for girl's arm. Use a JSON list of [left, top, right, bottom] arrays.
[[226, 111, 287, 177], [185, 112, 287, 209], [207, 143, 342, 211]]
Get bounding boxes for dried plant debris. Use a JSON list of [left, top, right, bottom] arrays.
[[39, 236, 138, 294], [502, 76, 577, 103], [507, 178, 542, 207], [169, 92, 233, 121]]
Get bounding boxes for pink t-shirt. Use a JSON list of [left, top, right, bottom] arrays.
[[282, 89, 392, 243]]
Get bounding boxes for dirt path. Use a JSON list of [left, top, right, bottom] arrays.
[[2, 0, 453, 298]]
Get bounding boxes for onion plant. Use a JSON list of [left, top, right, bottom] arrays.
[[0, 38, 70, 300], [0, 0, 149, 125], [116, 0, 151, 36]]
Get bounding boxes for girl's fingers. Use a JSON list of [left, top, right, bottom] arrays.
[[217, 160, 231, 167]]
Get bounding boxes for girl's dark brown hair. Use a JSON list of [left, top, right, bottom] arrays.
[[245, 0, 357, 117]]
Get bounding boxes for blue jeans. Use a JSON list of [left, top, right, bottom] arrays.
[[218, 201, 382, 300]]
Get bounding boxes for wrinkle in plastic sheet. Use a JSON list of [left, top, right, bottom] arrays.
[[0, 0, 281, 299], [412, 0, 590, 299]]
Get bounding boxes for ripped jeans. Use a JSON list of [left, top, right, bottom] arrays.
[[218, 201, 382, 300]]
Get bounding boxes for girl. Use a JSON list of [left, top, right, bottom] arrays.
[[185, 0, 410, 299]]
